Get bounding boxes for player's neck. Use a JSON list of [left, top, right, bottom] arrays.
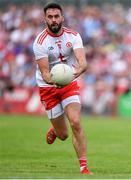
[[46, 27, 64, 37]]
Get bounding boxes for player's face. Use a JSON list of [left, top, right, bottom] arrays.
[[44, 8, 64, 34]]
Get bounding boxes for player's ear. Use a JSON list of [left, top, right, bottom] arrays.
[[43, 11, 47, 21], [62, 15, 64, 22], [43, 16, 46, 24]]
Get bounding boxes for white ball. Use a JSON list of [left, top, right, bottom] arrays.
[[50, 64, 74, 86]]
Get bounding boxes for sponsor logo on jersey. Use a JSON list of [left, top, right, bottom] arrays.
[[48, 46, 54, 50]]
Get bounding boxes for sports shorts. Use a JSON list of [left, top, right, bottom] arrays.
[[39, 81, 81, 119]]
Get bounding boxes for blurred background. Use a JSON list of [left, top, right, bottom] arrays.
[[0, 0, 131, 117]]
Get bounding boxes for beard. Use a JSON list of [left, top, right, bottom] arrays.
[[47, 22, 62, 34]]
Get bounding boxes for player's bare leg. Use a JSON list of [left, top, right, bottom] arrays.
[[65, 102, 93, 175], [46, 114, 68, 144]]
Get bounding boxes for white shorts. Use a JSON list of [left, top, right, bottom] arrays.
[[47, 95, 81, 119]]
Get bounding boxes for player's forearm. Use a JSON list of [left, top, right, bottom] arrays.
[[74, 48, 88, 77], [41, 70, 53, 85], [37, 59, 54, 85], [74, 60, 88, 78], [79, 60, 88, 73]]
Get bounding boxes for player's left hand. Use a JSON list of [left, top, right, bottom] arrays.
[[73, 67, 83, 79]]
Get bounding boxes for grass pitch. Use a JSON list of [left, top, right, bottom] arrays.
[[0, 114, 131, 179]]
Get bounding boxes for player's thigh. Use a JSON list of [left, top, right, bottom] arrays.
[[62, 95, 81, 125], [64, 102, 81, 126]]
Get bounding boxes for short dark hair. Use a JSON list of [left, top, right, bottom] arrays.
[[44, 2, 63, 14]]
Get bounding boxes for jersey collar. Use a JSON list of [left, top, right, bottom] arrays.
[[46, 28, 64, 37]]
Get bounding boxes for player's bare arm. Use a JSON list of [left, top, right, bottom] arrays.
[[73, 48, 88, 78], [36, 58, 53, 84]]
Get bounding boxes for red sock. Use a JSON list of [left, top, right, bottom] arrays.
[[79, 157, 87, 172]]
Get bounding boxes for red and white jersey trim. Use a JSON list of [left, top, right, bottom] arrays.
[[37, 30, 48, 45], [63, 27, 78, 36], [37, 27, 78, 44]]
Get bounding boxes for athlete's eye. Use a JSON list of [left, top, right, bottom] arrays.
[[54, 15, 60, 18], [48, 15, 53, 19]]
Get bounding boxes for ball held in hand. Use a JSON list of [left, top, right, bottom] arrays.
[[50, 64, 74, 86]]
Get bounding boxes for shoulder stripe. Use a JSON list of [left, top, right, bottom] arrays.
[[38, 32, 48, 45], [37, 30, 47, 44], [63, 27, 78, 36]]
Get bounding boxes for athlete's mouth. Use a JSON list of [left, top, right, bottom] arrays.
[[51, 24, 58, 27]]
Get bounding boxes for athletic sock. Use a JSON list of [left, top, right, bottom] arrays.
[[79, 157, 87, 172]]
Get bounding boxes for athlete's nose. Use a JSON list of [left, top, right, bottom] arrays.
[[52, 16, 57, 23], [52, 17, 56, 22]]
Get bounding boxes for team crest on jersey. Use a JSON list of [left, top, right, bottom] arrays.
[[66, 42, 72, 48]]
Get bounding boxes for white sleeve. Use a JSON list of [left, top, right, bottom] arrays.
[[73, 33, 84, 50], [33, 40, 48, 60]]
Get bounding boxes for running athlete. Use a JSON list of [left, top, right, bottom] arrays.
[[33, 2, 93, 175]]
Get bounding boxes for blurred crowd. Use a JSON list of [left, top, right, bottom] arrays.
[[0, 3, 131, 115]]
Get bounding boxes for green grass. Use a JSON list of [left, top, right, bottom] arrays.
[[0, 114, 131, 179]]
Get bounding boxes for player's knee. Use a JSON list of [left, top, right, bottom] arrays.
[[70, 119, 81, 132], [57, 132, 68, 141]]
